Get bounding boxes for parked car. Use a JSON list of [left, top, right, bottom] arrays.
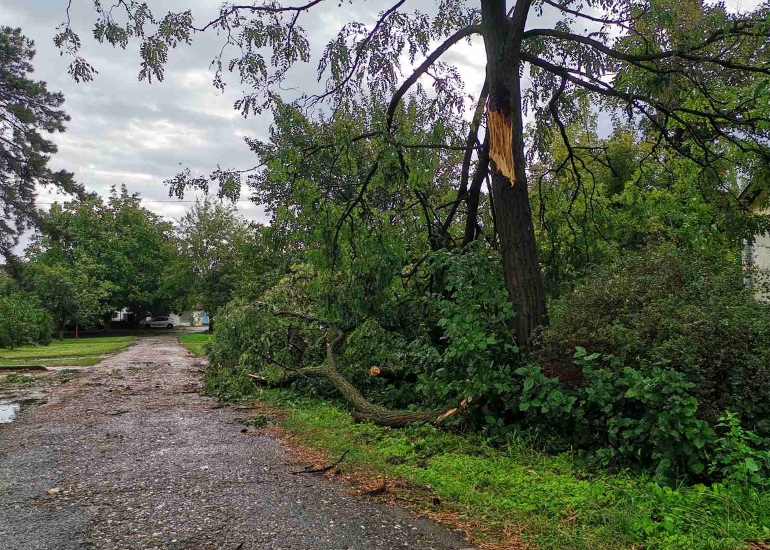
[[144, 316, 175, 329]]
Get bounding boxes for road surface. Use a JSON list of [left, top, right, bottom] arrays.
[[0, 335, 472, 550]]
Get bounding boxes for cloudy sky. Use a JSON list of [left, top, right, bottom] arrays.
[[0, 0, 486, 233], [1, 0, 761, 249]]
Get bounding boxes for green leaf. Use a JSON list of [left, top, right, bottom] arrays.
[[689, 460, 704, 474], [663, 517, 675, 533]]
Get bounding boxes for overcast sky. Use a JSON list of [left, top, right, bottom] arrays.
[[0, 0, 486, 233], [1, 0, 761, 249]]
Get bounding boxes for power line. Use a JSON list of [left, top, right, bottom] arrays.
[[34, 199, 260, 205]]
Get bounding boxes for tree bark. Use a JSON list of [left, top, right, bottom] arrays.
[[463, 135, 490, 245], [443, 80, 488, 233], [242, 306, 467, 428], [252, 362, 457, 428], [480, 0, 547, 345]]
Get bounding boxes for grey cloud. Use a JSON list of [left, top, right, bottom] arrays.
[[2, 0, 278, 224]]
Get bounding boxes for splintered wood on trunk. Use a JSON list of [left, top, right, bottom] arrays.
[[487, 83, 515, 183], [480, 0, 549, 345]]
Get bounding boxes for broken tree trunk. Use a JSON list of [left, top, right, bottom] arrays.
[[481, 0, 548, 346]]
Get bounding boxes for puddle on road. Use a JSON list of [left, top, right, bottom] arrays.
[[0, 402, 20, 424]]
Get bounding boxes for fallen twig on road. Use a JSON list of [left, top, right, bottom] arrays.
[[292, 450, 349, 475]]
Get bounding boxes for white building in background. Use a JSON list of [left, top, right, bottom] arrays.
[[113, 309, 209, 326], [740, 184, 770, 302], [170, 310, 209, 327]]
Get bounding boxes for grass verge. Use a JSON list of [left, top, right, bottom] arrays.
[[179, 332, 212, 357], [253, 390, 770, 550], [0, 336, 136, 367]]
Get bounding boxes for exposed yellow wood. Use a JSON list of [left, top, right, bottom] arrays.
[[486, 105, 515, 183]]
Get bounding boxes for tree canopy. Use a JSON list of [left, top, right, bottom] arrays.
[[175, 197, 256, 320], [0, 26, 84, 260], [27, 186, 178, 322], [58, 0, 770, 343]]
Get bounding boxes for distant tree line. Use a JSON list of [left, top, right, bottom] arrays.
[[0, 188, 271, 344]]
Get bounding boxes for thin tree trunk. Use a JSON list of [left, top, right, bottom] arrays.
[[75, 321, 79, 339], [463, 135, 490, 245], [443, 80, 489, 233], [481, 0, 547, 345]]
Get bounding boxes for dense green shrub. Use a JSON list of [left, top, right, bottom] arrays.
[[0, 290, 52, 348], [205, 246, 522, 413], [205, 243, 770, 485], [203, 300, 279, 401], [204, 265, 326, 400], [492, 348, 770, 483], [509, 351, 714, 479], [535, 244, 770, 427]]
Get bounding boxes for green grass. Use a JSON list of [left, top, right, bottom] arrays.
[[179, 332, 212, 357], [0, 356, 108, 367], [0, 336, 136, 366], [257, 391, 770, 550]]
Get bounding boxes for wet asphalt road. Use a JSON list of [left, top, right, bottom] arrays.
[[0, 335, 473, 550]]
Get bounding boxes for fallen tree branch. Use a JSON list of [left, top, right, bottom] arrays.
[[246, 305, 470, 428], [246, 300, 331, 327]]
